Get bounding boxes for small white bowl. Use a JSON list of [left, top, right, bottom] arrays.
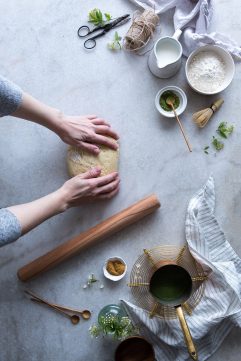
[[103, 257, 127, 281], [185, 45, 235, 95], [155, 86, 187, 118]]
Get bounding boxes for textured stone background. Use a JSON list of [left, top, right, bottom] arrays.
[[0, 1, 241, 360]]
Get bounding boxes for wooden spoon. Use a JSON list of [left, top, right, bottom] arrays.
[[166, 96, 192, 152]]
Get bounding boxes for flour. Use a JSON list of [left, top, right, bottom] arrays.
[[188, 51, 226, 92]]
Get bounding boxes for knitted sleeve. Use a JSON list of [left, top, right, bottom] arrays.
[[0, 75, 23, 117], [0, 208, 22, 247]]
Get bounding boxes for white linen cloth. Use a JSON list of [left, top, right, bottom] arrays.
[[128, 0, 241, 59], [122, 177, 241, 361]]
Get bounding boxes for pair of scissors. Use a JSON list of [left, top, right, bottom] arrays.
[[77, 14, 130, 49]]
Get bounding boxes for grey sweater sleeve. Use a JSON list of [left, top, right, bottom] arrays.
[[0, 209, 22, 247], [0, 75, 23, 117]]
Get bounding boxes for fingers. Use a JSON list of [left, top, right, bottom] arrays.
[[78, 141, 100, 155], [96, 185, 120, 199], [95, 177, 120, 195], [79, 167, 101, 179], [95, 125, 119, 140], [86, 114, 97, 120], [92, 118, 110, 127], [92, 134, 119, 150], [91, 172, 118, 187]]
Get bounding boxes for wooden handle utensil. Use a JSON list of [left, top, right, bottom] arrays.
[[166, 96, 192, 152], [18, 194, 160, 281]]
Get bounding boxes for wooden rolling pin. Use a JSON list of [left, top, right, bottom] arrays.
[[18, 194, 160, 281]]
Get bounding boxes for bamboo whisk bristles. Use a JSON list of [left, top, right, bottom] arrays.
[[192, 99, 224, 128]]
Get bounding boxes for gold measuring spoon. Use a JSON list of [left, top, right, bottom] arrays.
[[24, 289, 91, 323], [31, 298, 80, 325], [49, 302, 91, 320], [166, 96, 192, 152]]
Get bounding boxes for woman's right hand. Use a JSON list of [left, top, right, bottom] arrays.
[[59, 167, 120, 210]]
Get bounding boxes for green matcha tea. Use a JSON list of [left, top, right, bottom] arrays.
[[160, 90, 180, 111], [149, 265, 192, 304]]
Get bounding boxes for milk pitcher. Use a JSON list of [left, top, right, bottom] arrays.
[[148, 29, 183, 78]]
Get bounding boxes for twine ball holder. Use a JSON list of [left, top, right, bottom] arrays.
[[123, 9, 159, 52]]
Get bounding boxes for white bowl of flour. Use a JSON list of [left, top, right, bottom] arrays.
[[185, 45, 235, 95]]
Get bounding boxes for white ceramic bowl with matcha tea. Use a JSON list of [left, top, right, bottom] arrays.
[[155, 86, 187, 118], [185, 45, 235, 95]]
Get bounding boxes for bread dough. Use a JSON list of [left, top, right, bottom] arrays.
[[67, 141, 119, 177]]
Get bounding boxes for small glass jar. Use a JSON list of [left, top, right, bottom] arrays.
[[98, 304, 126, 331]]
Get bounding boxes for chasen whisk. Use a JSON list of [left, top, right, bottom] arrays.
[[192, 99, 224, 128]]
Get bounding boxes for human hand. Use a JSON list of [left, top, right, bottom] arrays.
[[59, 167, 120, 210], [11, 94, 119, 154], [56, 114, 119, 154]]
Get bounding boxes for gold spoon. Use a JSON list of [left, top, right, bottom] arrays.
[[30, 298, 80, 325], [166, 96, 192, 152], [24, 289, 91, 323], [49, 302, 91, 320], [24, 289, 91, 320]]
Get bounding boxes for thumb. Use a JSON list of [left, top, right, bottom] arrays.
[[79, 167, 101, 179]]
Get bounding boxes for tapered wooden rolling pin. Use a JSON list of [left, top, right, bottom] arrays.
[[18, 194, 160, 281]]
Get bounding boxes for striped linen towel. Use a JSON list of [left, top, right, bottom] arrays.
[[122, 177, 241, 361]]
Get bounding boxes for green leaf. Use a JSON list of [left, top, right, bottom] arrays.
[[87, 273, 98, 286], [89, 315, 137, 340], [212, 136, 224, 151], [88, 9, 112, 26], [108, 31, 122, 51], [104, 13, 112, 21], [115, 31, 121, 41], [203, 146, 209, 154], [216, 122, 234, 139], [88, 8, 104, 26]]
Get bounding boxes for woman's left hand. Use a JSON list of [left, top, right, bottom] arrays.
[[56, 114, 119, 154]]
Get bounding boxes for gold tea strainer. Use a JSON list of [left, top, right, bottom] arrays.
[[128, 245, 207, 319]]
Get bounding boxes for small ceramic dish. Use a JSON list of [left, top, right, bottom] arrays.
[[185, 45, 235, 95], [103, 257, 127, 281], [155, 86, 187, 118]]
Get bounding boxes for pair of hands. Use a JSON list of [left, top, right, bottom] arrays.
[[55, 114, 120, 207]]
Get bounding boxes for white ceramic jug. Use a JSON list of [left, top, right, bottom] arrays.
[[148, 29, 183, 78]]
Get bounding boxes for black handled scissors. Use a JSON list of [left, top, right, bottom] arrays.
[[77, 14, 130, 49]]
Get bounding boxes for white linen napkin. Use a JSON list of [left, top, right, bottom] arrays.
[[122, 177, 241, 361], [128, 0, 241, 59]]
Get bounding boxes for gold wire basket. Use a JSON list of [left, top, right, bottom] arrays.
[[128, 245, 207, 319]]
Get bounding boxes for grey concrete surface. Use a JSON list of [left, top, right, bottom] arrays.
[[0, 1, 241, 360]]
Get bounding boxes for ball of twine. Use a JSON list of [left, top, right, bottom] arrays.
[[123, 9, 159, 52]]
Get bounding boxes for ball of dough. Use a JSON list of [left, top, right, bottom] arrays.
[[67, 141, 119, 177]]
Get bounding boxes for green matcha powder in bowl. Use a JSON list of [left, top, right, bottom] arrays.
[[155, 86, 187, 118]]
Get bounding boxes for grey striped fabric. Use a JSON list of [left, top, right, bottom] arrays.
[[122, 177, 241, 361]]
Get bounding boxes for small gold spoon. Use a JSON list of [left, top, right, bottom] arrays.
[[45, 301, 91, 320], [24, 289, 91, 323], [31, 298, 80, 325], [166, 96, 192, 152]]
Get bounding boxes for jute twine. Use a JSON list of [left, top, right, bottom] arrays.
[[123, 9, 159, 52]]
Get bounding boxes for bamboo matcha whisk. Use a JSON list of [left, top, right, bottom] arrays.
[[192, 99, 224, 128]]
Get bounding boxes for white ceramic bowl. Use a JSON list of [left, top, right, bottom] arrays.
[[155, 86, 187, 118], [185, 45, 235, 95], [103, 257, 127, 281]]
